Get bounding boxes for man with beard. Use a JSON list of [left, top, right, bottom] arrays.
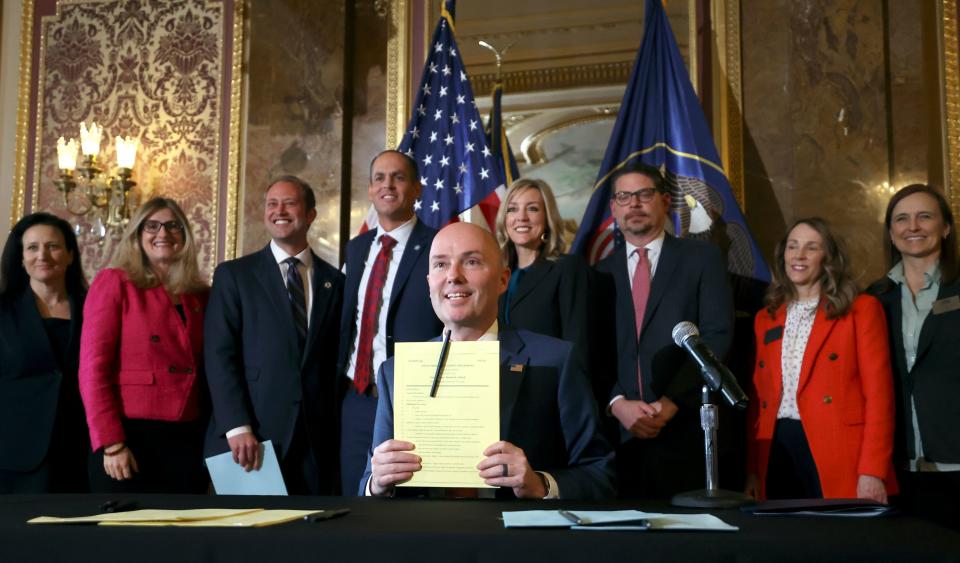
[[595, 162, 733, 498]]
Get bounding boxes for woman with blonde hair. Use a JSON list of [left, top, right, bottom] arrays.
[[80, 197, 210, 493], [494, 178, 589, 357], [746, 217, 897, 502]]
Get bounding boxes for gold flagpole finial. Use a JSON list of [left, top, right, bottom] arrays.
[[478, 40, 515, 83]]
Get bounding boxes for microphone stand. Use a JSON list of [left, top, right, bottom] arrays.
[[671, 384, 753, 509]]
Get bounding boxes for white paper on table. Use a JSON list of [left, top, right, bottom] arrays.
[[502, 510, 738, 531]]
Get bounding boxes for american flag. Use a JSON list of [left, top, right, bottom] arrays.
[[396, 1, 502, 230]]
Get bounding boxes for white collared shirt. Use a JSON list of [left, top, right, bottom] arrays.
[[344, 217, 417, 385], [624, 230, 666, 283], [270, 240, 314, 328]]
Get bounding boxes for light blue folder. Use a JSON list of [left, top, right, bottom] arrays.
[[205, 440, 288, 496]]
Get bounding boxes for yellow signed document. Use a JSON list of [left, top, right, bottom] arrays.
[[394, 340, 500, 489]]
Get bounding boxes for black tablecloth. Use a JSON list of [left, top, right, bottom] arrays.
[[1, 494, 958, 563]]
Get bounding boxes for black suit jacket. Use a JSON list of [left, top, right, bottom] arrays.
[[360, 329, 616, 499], [203, 244, 344, 483], [498, 254, 589, 354], [337, 220, 442, 387], [0, 290, 86, 472], [595, 234, 733, 445], [869, 276, 960, 464]]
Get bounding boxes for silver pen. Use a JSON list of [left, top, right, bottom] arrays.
[[558, 509, 585, 525]]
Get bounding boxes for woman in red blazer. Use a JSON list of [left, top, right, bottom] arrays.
[[80, 198, 209, 493], [745, 218, 897, 502]]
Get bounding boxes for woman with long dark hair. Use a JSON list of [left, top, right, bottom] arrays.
[[868, 184, 960, 528], [0, 213, 89, 493], [746, 218, 896, 502]]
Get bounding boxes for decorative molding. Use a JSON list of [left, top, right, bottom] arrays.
[[471, 61, 633, 97], [224, 0, 244, 261], [457, 19, 639, 44], [944, 0, 960, 218], [710, 0, 744, 210], [386, 0, 410, 149], [12, 0, 34, 225], [688, 0, 697, 93], [522, 111, 617, 165]]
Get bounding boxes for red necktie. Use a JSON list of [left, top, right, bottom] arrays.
[[354, 235, 397, 394], [631, 247, 650, 399]]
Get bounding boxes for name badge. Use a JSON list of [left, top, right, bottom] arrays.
[[932, 295, 960, 315], [764, 326, 784, 344]]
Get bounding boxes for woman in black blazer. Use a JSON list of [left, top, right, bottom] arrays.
[[0, 213, 89, 493], [494, 178, 590, 360], [868, 184, 960, 530]]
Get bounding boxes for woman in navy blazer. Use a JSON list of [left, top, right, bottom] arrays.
[[868, 184, 960, 529], [0, 213, 89, 493], [494, 178, 590, 363], [80, 198, 209, 493]]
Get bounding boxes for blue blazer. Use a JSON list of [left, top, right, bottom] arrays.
[[359, 329, 616, 499], [203, 244, 344, 489], [594, 234, 733, 444], [337, 220, 442, 387]]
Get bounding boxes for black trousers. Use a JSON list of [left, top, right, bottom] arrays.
[[766, 418, 823, 499], [340, 384, 378, 496], [87, 418, 208, 494], [895, 469, 960, 531]]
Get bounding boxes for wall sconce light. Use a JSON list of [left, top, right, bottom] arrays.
[[54, 121, 138, 243]]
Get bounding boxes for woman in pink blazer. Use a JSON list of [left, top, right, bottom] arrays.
[[745, 218, 897, 502], [80, 198, 209, 493]]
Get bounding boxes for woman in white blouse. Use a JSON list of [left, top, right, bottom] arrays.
[[745, 218, 897, 502]]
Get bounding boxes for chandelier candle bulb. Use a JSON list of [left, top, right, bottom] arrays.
[[115, 136, 138, 169], [79, 121, 102, 157], [56, 137, 78, 171]]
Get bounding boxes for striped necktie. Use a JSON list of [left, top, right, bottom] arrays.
[[285, 256, 308, 353]]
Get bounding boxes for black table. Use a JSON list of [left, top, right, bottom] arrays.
[[1, 494, 958, 563]]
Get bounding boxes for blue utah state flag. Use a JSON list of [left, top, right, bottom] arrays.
[[571, 0, 769, 282]]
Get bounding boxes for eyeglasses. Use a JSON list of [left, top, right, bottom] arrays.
[[612, 188, 660, 206], [142, 220, 184, 234]]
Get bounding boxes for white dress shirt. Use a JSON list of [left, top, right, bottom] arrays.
[[344, 217, 416, 386]]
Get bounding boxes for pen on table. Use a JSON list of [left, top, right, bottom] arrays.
[[303, 508, 350, 522], [101, 500, 139, 513], [429, 329, 452, 398], [558, 509, 584, 525]]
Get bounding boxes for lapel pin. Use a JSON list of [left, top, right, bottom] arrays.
[[510, 364, 524, 373], [324, 281, 332, 289], [414, 244, 421, 251]]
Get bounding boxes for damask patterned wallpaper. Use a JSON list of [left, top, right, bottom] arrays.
[[27, 0, 238, 279]]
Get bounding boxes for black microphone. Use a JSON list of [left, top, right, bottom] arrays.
[[671, 321, 748, 410]]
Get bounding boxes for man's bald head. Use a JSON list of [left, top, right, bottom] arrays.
[[427, 223, 510, 340]]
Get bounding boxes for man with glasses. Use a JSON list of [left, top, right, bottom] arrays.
[[203, 175, 344, 495], [595, 162, 733, 499]]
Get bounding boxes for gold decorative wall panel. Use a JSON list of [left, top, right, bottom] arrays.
[[14, 0, 243, 280]]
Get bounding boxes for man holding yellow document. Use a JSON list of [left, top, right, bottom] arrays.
[[360, 223, 615, 499]]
